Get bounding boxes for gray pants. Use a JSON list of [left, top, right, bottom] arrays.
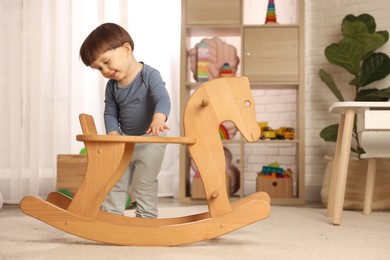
[[102, 132, 167, 218]]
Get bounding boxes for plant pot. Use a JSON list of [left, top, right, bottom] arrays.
[[321, 156, 390, 210]]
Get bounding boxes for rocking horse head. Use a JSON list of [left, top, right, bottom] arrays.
[[184, 76, 260, 142], [183, 76, 260, 210]]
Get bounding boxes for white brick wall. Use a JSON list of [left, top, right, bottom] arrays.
[[305, 0, 390, 201]]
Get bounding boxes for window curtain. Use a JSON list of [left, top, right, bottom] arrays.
[[0, 0, 181, 204]]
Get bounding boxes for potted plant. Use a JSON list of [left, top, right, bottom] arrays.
[[319, 13, 390, 158], [319, 13, 390, 210]]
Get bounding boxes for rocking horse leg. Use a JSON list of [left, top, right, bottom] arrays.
[[66, 142, 134, 218], [21, 141, 135, 222]]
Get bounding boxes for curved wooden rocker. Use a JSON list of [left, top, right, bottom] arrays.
[[20, 76, 271, 246]]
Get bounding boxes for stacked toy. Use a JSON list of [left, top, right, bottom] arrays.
[[265, 0, 277, 24], [197, 42, 209, 82], [258, 162, 292, 178], [219, 63, 234, 77], [219, 124, 230, 140]]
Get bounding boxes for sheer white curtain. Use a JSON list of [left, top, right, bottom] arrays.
[[0, 0, 181, 204]]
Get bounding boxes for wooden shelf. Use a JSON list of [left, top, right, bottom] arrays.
[[179, 0, 305, 205]]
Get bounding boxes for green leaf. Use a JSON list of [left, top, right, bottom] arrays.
[[342, 20, 369, 39], [320, 124, 339, 142], [343, 14, 376, 34], [319, 69, 345, 101], [377, 31, 389, 42], [340, 16, 386, 61], [359, 32, 387, 57], [356, 87, 390, 101], [359, 53, 390, 86], [356, 13, 376, 33], [325, 39, 364, 75], [355, 146, 366, 157]]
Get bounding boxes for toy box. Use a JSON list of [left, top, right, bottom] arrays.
[[192, 175, 231, 199], [256, 177, 292, 198], [57, 154, 87, 194]]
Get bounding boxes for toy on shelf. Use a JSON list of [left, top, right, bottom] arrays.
[[258, 162, 293, 179], [258, 122, 276, 140], [197, 42, 209, 82], [257, 162, 293, 198], [260, 126, 276, 140], [219, 124, 230, 140], [265, 0, 278, 24], [258, 122, 295, 140], [189, 37, 239, 81], [275, 127, 295, 140], [219, 121, 238, 140], [219, 63, 234, 77]]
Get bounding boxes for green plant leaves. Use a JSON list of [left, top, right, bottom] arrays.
[[356, 87, 390, 101], [343, 13, 376, 33], [325, 15, 387, 76], [358, 53, 390, 86], [319, 69, 345, 101], [325, 38, 363, 75], [318, 13, 390, 157], [319, 124, 339, 142], [325, 30, 386, 75], [342, 20, 370, 39]]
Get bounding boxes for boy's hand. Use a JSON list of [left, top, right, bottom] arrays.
[[146, 112, 170, 136]]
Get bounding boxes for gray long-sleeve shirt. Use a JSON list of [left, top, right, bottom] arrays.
[[104, 63, 171, 135]]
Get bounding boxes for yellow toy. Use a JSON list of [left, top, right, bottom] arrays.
[[20, 77, 271, 246]]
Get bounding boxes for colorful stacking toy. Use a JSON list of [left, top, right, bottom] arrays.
[[219, 63, 234, 77], [265, 0, 277, 24], [197, 42, 209, 82]]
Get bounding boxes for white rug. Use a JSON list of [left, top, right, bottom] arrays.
[[1, 204, 389, 260]]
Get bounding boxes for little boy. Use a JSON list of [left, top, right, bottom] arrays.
[[79, 23, 171, 218]]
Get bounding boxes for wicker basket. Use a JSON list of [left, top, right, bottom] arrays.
[[321, 156, 390, 210]]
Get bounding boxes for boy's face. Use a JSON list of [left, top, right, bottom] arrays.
[[90, 43, 132, 82]]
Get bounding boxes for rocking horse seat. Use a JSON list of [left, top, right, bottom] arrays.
[[76, 134, 196, 145], [20, 76, 271, 246]]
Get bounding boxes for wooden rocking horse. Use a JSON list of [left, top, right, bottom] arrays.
[[20, 76, 271, 246]]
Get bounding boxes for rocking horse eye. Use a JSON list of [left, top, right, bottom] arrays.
[[244, 100, 251, 107]]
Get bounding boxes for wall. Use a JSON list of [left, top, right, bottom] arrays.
[[305, 0, 390, 201]]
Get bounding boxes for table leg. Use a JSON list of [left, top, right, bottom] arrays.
[[327, 113, 345, 217], [363, 158, 376, 215], [331, 109, 355, 225]]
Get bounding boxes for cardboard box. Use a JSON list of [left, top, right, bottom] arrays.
[[256, 177, 292, 198], [191, 176, 230, 199], [57, 154, 87, 194]]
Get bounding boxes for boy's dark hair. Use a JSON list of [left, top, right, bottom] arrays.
[[79, 23, 134, 66]]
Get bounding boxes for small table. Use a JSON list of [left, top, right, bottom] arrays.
[[327, 101, 390, 225]]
